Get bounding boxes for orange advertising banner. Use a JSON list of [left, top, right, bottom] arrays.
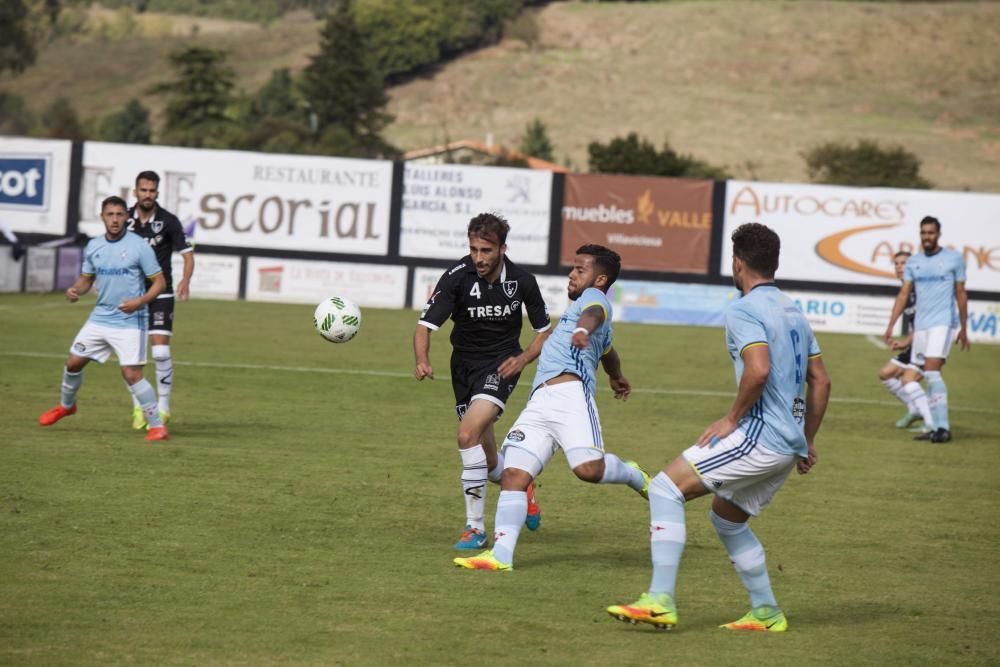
[[560, 173, 713, 273]]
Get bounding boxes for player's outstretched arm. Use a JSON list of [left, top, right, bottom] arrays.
[[600, 347, 631, 400], [65, 274, 95, 303], [697, 344, 769, 447], [883, 282, 913, 345], [570, 305, 606, 349], [498, 329, 551, 379], [799, 355, 831, 475], [955, 281, 971, 351], [413, 324, 434, 380]]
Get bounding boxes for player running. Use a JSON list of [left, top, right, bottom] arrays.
[[453, 244, 649, 572], [126, 170, 195, 429], [414, 213, 551, 549], [606, 223, 830, 632], [38, 196, 169, 441], [884, 216, 970, 443]]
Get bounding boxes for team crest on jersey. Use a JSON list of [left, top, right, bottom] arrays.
[[152, 220, 164, 234], [502, 280, 518, 299]]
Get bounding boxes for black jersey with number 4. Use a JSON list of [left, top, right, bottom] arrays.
[[126, 205, 193, 295], [419, 256, 551, 358]]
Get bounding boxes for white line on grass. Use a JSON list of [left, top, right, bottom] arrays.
[[5, 351, 997, 415]]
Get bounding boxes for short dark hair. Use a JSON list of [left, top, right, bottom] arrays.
[[920, 215, 941, 231], [135, 170, 160, 187], [576, 244, 621, 288], [731, 222, 780, 278], [467, 212, 510, 245], [893, 250, 912, 260], [101, 195, 128, 211]]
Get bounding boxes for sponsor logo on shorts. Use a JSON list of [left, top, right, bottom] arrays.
[[712, 479, 723, 489], [506, 429, 525, 442], [484, 373, 500, 391], [153, 311, 166, 326], [73, 342, 86, 352], [455, 403, 468, 419]]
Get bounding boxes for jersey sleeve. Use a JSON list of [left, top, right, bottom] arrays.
[[522, 274, 551, 332], [138, 242, 162, 278], [724, 303, 768, 357], [577, 287, 611, 323], [418, 270, 458, 330], [168, 217, 194, 254], [81, 243, 96, 276], [953, 252, 967, 283], [903, 256, 916, 283], [807, 327, 821, 358]]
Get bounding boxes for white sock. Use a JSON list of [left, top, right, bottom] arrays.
[[128, 379, 162, 428], [152, 344, 172, 414], [925, 371, 949, 431], [60, 368, 83, 408], [491, 490, 527, 566], [903, 381, 934, 429], [460, 445, 488, 531], [599, 453, 644, 492], [880, 378, 911, 409], [488, 449, 504, 483]]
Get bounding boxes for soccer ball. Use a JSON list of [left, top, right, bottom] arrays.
[[313, 296, 362, 343]]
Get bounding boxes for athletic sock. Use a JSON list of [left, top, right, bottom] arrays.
[[459, 445, 488, 531], [710, 510, 777, 610], [924, 371, 950, 431], [903, 381, 934, 429], [491, 490, 527, 565], [881, 377, 910, 409], [487, 449, 504, 483], [152, 344, 172, 414], [648, 473, 687, 598], [60, 368, 83, 408], [128, 378, 162, 428], [599, 452, 645, 492]]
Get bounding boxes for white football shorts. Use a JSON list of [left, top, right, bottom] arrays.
[[911, 326, 958, 364], [69, 322, 148, 366], [500, 380, 604, 479], [682, 429, 798, 516]]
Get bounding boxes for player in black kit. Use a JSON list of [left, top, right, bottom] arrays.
[[414, 213, 552, 550], [126, 170, 195, 429], [878, 250, 925, 429]]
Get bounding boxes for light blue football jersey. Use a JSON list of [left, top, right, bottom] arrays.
[[81, 231, 162, 329], [532, 287, 613, 396], [904, 248, 966, 330], [725, 284, 821, 458]]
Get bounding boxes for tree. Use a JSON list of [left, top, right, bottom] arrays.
[[519, 117, 554, 162], [588, 132, 729, 179], [97, 99, 152, 144], [0, 0, 36, 75], [41, 97, 86, 140], [0, 92, 37, 135], [151, 47, 235, 147], [803, 139, 932, 189], [246, 68, 301, 124], [300, 0, 395, 158]]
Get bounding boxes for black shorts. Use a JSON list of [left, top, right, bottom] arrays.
[[450, 351, 521, 420], [148, 297, 175, 335], [894, 347, 912, 366]]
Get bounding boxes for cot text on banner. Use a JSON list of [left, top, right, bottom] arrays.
[[399, 163, 552, 264], [722, 180, 1000, 292], [560, 173, 712, 273], [80, 142, 392, 255]]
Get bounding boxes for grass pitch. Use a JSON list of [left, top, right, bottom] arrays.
[[1, 294, 998, 665]]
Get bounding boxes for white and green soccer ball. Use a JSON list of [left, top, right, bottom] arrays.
[[313, 296, 362, 343]]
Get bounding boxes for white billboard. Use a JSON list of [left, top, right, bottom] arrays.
[[400, 163, 552, 264], [80, 142, 393, 255], [722, 181, 1000, 292], [412, 267, 570, 318], [169, 252, 241, 301], [245, 257, 406, 308], [0, 137, 72, 235]]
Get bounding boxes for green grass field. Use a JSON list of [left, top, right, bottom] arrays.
[[1, 294, 998, 665]]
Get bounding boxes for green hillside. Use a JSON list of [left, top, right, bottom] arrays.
[[4, 1, 999, 192]]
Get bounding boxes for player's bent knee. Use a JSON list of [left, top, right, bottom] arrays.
[[120, 367, 144, 384], [500, 466, 533, 491], [572, 459, 604, 483], [151, 344, 171, 362]]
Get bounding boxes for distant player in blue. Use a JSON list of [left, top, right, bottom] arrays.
[[884, 216, 970, 443], [607, 223, 831, 632], [454, 245, 650, 572], [38, 196, 170, 441]]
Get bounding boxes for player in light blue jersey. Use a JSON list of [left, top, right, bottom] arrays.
[[38, 196, 170, 441], [608, 223, 831, 632], [454, 245, 650, 572], [884, 216, 970, 443]]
